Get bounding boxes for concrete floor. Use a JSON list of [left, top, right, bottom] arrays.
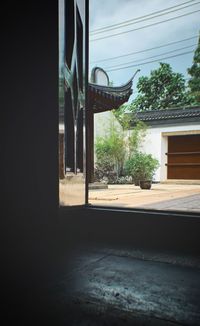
[[46, 246, 200, 325], [89, 183, 200, 212]]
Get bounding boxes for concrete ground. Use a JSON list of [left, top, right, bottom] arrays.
[[47, 246, 200, 325], [89, 183, 200, 212]]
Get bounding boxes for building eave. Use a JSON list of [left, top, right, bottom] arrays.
[[59, 71, 138, 120], [88, 76, 135, 113]]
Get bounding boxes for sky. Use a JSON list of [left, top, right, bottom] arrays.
[[89, 0, 200, 102]]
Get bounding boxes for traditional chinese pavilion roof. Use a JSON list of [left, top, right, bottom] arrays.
[[59, 75, 136, 122], [127, 106, 200, 127], [88, 76, 134, 113], [59, 68, 138, 123]]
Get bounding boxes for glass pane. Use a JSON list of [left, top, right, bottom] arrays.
[[59, 0, 86, 206]]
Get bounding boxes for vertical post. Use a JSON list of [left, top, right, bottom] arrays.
[[74, 121, 77, 173], [87, 110, 94, 183], [59, 132, 65, 179]]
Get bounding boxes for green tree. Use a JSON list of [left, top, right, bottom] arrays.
[[131, 63, 191, 111], [124, 151, 159, 186], [95, 111, 148, 182], [188, 34, 200, 104], [113, 104, 148, 163], [127, 120, 147, 157], [113, 104, 131, 127], [113, 104, 147, 156], [95, 118, 126, 178]]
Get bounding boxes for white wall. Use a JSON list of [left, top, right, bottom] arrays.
[[141, 122, 200, 181], [140, 127, 165, 181], [94, 111, 123, 162], [94, 111, 122, 137], [93, 113, 200, 182]]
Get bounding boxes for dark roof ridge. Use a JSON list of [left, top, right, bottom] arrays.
[[126, 106, 200, 126], [135, 105, 200, 114]]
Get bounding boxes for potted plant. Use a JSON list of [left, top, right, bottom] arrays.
[[124, 156, 140, 186], [125, 152, 159, 189]]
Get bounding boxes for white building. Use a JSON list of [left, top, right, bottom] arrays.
[[128, 106, 200, 182], [94, 106, 200, 182]]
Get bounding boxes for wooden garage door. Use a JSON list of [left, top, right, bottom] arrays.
[[167, 135, 200, 180]]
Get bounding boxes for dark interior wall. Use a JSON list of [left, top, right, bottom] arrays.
[[2, 1, 58, 243], [1, 2, 61, 306], [2, 3, 55, 209], [59, 207, 200, 255]]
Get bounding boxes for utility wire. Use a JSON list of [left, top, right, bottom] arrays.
[[106, 50, 194, 72], [90, 0, 197, 33], [90, 9, 200, 42], [104, 44, 196, 70], [90, 36, 198, 64], [90, 0, 200, 35]]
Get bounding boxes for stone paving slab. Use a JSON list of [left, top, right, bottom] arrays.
[[89, 184, 200, 212], [142, 194, 200, 211]]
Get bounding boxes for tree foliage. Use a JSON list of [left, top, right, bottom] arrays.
[[113, 106, 147, 156], [95, 119, 126, 178], [188, 34, 200, 104], [127, 120, 147, 157], [131, 63, 191, 111], [125, 151, 159, 182], [95, 113, 148, 182], [113, 104, 132, 128]]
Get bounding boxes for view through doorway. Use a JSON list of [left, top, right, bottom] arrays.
[[88, 0, 200, 213]]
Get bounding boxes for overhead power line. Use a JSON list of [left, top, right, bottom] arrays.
[[104, 44, 196, 70], [90, 0, 200, 35], [90, 9, 200, 42], [90, 35, 198, 64], [90, 0, 197, 33], [106, 50, 194, 72]]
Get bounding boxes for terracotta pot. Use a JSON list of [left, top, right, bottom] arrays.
[[139, 180, 152, 189]]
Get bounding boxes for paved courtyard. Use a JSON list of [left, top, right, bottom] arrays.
[[89, 183, 200, 212]]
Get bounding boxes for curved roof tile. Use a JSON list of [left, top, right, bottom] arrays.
[[127, 106, 200, 126], [89, 77, 134, 113]]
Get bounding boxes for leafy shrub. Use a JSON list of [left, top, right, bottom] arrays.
[[125, 151, 159, 182], [95, 123, 126, 179], [127, 120, 147, 156], [94, 113, 148, 184]]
